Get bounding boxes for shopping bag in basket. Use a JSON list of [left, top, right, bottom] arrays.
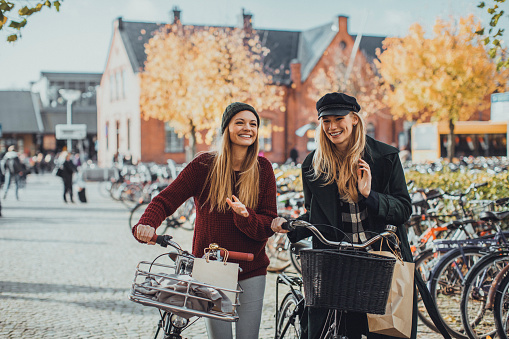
[[367, 250, 414, 338], [191, 246, 239, 314]]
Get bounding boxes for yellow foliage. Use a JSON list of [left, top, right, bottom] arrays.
[[308, 48, 386, 117], [139, 24, 284, 152], [375, 15, 509, 124]]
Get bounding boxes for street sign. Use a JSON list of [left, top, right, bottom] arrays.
[[55, 124, 87, 140], [491, 92, 509, 122]]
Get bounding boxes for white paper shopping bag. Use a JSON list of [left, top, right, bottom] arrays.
[[191, 257, 239, 313]]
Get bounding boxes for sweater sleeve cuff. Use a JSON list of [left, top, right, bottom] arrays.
[[365, 190, 380, 212]]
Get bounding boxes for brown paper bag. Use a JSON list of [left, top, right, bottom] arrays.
[[367, 251, 415, 338], [191, 257, 239, 313]]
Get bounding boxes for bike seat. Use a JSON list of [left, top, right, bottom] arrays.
[[480, 211, 509, 221], [291, 239, 312, 254], [445, 219, 476, 229]]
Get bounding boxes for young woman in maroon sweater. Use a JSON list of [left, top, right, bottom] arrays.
[[134, 102, 277, 339]]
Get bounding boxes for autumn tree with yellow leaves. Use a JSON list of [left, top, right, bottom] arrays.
[[308, 48, 385, 119], [376, 15, 508, 161], [140, 24, 284, 160]]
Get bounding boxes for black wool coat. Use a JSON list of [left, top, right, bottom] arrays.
[[288, 136, 451, 339]]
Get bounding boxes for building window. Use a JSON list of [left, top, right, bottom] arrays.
[[109, 75, 114, 102], [367, 123, 375, 139], [116, 121, 121, 153], [105, 122, 109, 150], [127, 119, 131, 150], [307, 129, 316, 151], [122, 69, 127, 99], [115, 72, 121, 101], [165, 123, 184, 153], [259, 118, 272, 152]]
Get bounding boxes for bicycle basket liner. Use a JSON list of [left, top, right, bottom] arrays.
[[128, 260, 242, 322], [300, 249, 396, 314]]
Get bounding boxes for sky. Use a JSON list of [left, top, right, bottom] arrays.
[[0, 0, 507, 90]]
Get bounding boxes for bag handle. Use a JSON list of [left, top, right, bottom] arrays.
[[378, 237, 404, 264], [204, 243, 229, 265]]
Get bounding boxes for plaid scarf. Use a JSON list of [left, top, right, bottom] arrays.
[[339, 199, 369, 243]]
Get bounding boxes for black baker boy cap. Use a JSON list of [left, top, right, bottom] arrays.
[[316, 92, 361, 119]]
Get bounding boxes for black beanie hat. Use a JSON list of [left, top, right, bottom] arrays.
[[221, 102, 260, 134]]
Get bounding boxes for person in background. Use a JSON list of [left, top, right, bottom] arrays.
[[61, 152, 77, 203], [0, 154, 4, 216], [2, 145, 23, 200], [133, 102, 277, 339]]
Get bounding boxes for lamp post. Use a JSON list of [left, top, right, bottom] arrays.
[[59, 89, 82, 152]]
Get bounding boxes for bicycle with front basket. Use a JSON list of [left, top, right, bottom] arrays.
[[129, 234, 253, 339], [275, 220, 401, 339]]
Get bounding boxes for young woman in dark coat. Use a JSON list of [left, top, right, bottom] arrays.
[[271, 92, 451, 339]]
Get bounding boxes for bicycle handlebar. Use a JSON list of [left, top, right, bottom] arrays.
[[281, 219, 399, 249], [151, 234, 254, 261], [219, 249, 254, 262]]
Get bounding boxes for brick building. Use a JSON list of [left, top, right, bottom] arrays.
[[97, 9, 404, 166]]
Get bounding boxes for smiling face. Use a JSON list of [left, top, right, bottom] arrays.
[[321, 112, 359, 151], [228, 110, 258, 148]]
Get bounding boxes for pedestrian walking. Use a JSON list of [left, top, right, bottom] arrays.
[[2, 145, 23, 200], [61, 152, 77, 203], [133, 102, 277, 339], [271, 92, 451, 339], [0, 156, 4, 216]]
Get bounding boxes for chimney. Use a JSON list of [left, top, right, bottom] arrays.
[[172, 6, 181, 24], [115, 17, 123, 30], [242, 8, 253, 33], [338, 15, 348, 33], [290, 60, 302, 89]]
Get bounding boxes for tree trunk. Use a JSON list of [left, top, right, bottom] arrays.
[[186, 123, 197, 163], [448, 118, 455, 163]]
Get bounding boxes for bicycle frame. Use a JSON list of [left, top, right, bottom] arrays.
[[275, 272, 304, 339]]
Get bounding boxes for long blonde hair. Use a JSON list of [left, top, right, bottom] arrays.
[[311, 112, 366, 203], [205, 128, 260, 213]]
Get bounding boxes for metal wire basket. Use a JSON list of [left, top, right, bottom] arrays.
[[300, 248, 396, 314], [128, 257, 242, 322]]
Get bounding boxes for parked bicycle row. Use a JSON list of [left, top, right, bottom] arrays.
[[124, 94, 508, 339]]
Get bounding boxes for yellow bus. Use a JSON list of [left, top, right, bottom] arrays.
[[411, 120, 508, 162]]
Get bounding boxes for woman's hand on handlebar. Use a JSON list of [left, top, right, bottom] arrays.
[[136, 224, 156, 245], [271, 217, 289, 233]]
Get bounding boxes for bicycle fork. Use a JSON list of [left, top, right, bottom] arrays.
[[154, 312, 184, 339]]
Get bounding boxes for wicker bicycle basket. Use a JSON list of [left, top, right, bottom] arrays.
[[300, 248, 396, 314]]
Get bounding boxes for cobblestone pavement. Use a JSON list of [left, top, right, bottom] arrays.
[[0, 173, 444, 338]]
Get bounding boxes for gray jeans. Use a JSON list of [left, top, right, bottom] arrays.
[[205, 275, 266, 339]]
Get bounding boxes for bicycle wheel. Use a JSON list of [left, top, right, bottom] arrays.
[[267, 234, 291, 272], [129, 202, 148, 231], [415, 248, 441, 332], [276, 291, 304, 339], [495, 270, 509, 339], [460, 252, 509, 339], [177, 198, 195, 231], [120, 183, 143, 210], [98, 180, 112, 198], [290, 250, 301, 275], [428, 246, 485, 339]]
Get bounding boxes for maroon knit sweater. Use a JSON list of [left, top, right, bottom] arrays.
[[133, 153, 277, 281]]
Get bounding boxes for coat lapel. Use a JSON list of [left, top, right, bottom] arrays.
[[302, 166, 339, 226]]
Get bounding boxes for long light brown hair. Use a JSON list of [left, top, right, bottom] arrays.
[[205, 126, 260, 213], [311, 112, 366, 203]]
